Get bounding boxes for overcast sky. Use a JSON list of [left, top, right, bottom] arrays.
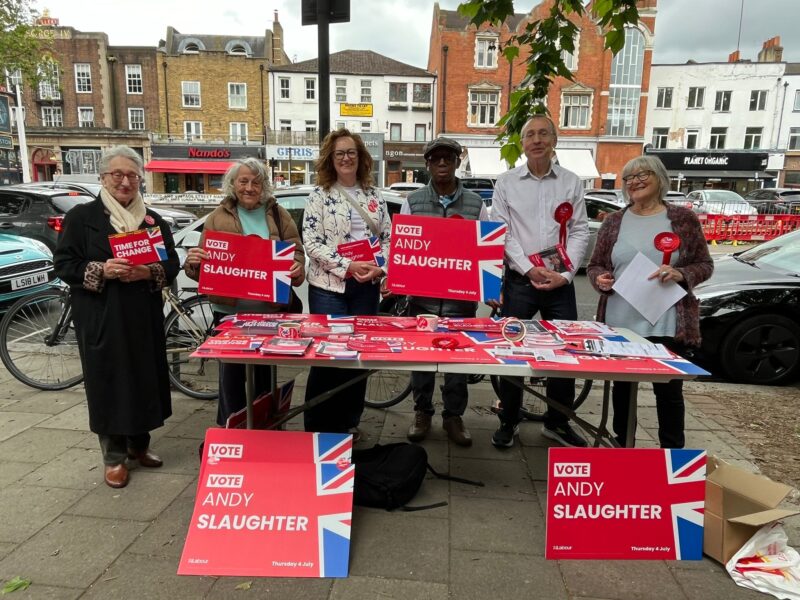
[[37, 0, 799, 68]]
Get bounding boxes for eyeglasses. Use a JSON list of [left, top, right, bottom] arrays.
[[622, 170, 653, 184], [333, 149, 358, 160], [427, 153, 457, 164], [103, 171, 141, 183]]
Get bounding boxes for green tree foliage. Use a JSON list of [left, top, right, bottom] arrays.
[[458, 0, 640, 165], [0, 0, 50, 89]]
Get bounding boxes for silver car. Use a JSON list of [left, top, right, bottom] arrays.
[[687, 190, 758, 217]]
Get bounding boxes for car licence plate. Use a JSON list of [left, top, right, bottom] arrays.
[[11, 271, 48, 290]]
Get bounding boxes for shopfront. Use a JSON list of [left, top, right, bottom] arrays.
[[645, 149, 775, 195], [384, 141, 427, 187], [264, 144, 318, 186], [782, 153, 800, 188], [146, 145, 259, 193]]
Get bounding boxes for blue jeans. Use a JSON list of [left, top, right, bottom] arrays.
[[497, 272, 577, 428], [303, 280, 379, 433]]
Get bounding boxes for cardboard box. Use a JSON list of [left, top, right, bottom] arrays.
[[704, 456, 799, 564]]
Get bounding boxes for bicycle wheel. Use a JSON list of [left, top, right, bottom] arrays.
[[164, 294, 218, 400], [364, 369, 412, 409], [0, 288, 83, 390], [489, 376, 593, 421]]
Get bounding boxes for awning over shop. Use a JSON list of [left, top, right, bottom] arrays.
[[145, 160, 234, 174], [554, 149, 599, 180], [462, 147, 521, 177]]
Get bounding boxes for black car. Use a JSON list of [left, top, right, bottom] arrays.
[[695, 229, 800, 385], [743, 188, 800, 215], [0, 187, 95, 250], [460, 178, 495, 205]]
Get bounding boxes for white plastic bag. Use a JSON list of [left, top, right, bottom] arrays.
[[726, 522, 800, 600]]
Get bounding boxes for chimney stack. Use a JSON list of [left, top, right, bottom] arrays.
[[728, 50, 740, 63], [757, 36, 783, 62]]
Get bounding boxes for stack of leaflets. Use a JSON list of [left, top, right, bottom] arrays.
[[346, 337, 403, 353], [583, 339, 672, 359], [315, 342, 359, 359], [522, 331, 565, 349], [546, 320, 615, 336], [199, 335, 268, 352], [301, 321, 355, 336], [259, 337, 314, 356]]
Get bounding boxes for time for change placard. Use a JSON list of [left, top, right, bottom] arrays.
[[546, 448, 706, 560]]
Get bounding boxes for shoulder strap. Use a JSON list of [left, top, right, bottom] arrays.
[[270, 203, 284, 241], [335, 183, 380, 238]]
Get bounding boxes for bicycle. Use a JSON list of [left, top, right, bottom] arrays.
[[0, 284, 217, 400]]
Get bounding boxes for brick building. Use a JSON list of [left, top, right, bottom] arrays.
[[7, 12, 156, 184], [427, 0, 657, 188], [150, 12, 290, 193]]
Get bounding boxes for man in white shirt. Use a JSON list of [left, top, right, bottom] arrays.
[[490, 115, 590, 448]]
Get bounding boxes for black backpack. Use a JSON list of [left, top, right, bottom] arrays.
[[352, 442, 483, 511]]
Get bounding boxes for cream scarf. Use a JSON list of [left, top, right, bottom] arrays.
[[100, 187, 146, 233]]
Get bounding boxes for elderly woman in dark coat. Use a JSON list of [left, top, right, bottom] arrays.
[[587, 155, 713, 449], [54, 145, 180, 488]]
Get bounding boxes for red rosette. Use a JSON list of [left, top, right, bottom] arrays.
[[654, 231, 681, 265], [554, 202, 573, 247]]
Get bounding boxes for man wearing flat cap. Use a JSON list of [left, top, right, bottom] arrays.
[[399, 136, 490, 447]]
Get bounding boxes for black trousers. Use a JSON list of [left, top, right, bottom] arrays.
[[612, 336, 686, 448], [497, 272, 577, 428]]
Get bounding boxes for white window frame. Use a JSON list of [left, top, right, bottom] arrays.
[[685, 128, 700, 149], [414, 124, 426, 142], [789, 127, 800, 150], [181, 81, 201, 107], [41, 106, 63, 127], [74, 63, 92, 93], [360, 121, 371, 132], [468, 89, 500, 127], [125, 64, 143, 94], [709, 127, 727, 149], [335, 120, 346, 130], [413, 83, 432, 105], [228, 82, 247, 109], [77, 106, 95, 128], [475, 36, 498, 69], [560, 92, 591, 129], [127, 107, 145, 130], [304, 78, 316, 101], [305, 120, 317, 132], [714, 90, 731, 112], [279, 77, 290, 100], [561, 31, 580, 71], [794, 90, 800, 112], [656, 87, 673, 109], [38, 63, 60, 100], [229, 122, 248, 142], [389, 82, 407, 103], [360, 79, 371, 103], [743, 127, 762, 150], [184, 120, 202, 141], [652, 127, 669, 149], [335, 79, 347, 103], [279, 119, 291, 131], [687, 87, 705, 109], [750, 89, 767, 111], [5, 69, 22, 90], [389, 123, 402, 141]]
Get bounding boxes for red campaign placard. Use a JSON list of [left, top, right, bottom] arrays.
[[546, 448, 706, 560], [199, 231, 294, 303], [337, 237, 385, 278], [386, 214, 506, 303], [108, 227, 168, 266], [179, 428, 353, 577]]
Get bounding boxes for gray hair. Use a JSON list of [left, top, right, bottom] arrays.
[[621, 155, 671, 205], [99, 146, 144, 175], [221, 158, 272, 204]]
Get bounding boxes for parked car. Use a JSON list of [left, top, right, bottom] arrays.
[[583, 194, 623, 268], [743, 188, 800, 215], [387, 182, 425, 192], [0, 233, 58, 308], [585, 189, 626, 207], [460, 177, 495, 205], [694, 228, 800, 385], [8, 182, 198, 231], [687, 190, 758, 217], [665, 190, 692, 209]]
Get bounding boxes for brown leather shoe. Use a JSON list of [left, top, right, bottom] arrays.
[[407, 411, 432, 442], [127, 448, 163, 468], [104, 463, 129, 488], [443, 416, 472, 447]]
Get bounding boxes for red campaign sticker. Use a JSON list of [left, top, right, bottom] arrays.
[[367, 198, 378, 212], [144, 215, 155, 225], [654, 232, 681, 265], [554, 202, 573, 247]]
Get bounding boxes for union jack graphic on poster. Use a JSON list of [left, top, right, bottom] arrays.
[[199, 230, 294, 304], [546, 448, 706, 560], [108, 226, 167, 265], [386, 214, 507, 303], [147, 226, 168, 260], [179, 429, 353, 578], [337, 236, 385, 278]]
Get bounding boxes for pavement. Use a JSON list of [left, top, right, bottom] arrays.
[[1, 363, 798, 600]]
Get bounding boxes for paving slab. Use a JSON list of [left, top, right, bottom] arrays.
[[0, 485, 86, 543], [0, 460, 39, 486], [20, 447, 103, 490], [0, 514, 147, 588], [0, 583, 83, 600], [559, 560, 687, 600], [449, 455, 539, 501], [35, 404, 90, 432], [127, 494, 197, 559], [449, 496, 545, 555], [670, 567, 767, 600], [0, 412, 50, 442], [0, 392, 85, 415], [206, 576, 332, 600], [329, 575, 448, 600]]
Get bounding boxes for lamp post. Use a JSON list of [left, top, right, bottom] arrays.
[[13, 85, 31, 182]]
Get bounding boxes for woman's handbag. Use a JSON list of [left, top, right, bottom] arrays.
[[270, 204, 305, 314]]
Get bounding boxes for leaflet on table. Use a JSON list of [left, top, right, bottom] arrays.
[[443, 318, 504, 333], [337, 237, 384, 278], [386, 214, 506, 303], [108, 227, 168, 266], [315, 342, 359, 359], [583, 339, 673, 359], [199, 230, 294, 303], [528, 243, 574, 273], [353, 316, 418, 330], [259, 337, 314, 356], [301, 322, 355, 336], [530, 348, 579, 364], [544, 320, 616, 336], [198, 335, 269, 352]]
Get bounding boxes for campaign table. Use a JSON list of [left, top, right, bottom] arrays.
[[194, 315, 710, 447]]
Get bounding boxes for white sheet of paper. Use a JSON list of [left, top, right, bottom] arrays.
[[612, 252, 687, 326]]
